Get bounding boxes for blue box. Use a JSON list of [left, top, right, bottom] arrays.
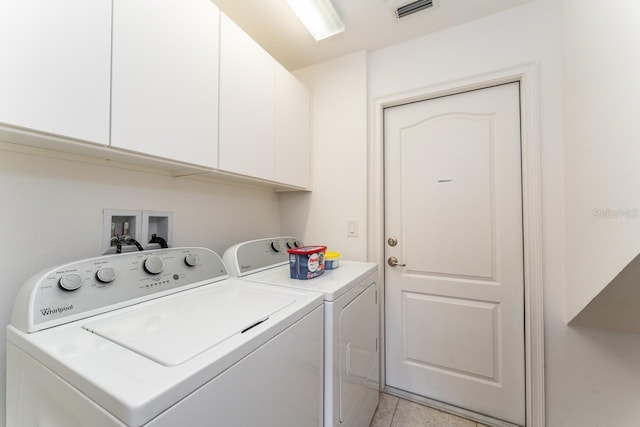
[[288, 245, 327, 280]]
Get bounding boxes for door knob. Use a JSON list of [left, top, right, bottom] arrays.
[[387, 256, 406, 267]]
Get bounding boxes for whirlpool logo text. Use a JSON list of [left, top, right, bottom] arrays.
[[40, 305, 74, 316]]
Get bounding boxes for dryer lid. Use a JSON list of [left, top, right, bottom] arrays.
[[83, 283, 294, 366]]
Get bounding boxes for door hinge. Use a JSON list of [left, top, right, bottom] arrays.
[[376, 337, 378, 352]]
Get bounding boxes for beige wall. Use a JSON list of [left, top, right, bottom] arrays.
[[0, 148, 281, 419], [280, 51, 369, 261], [564, 1, 640, 321]]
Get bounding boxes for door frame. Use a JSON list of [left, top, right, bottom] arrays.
[[368, 63, 545, 427]]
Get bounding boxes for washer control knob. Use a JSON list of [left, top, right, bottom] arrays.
[[59, 273, 83, 291], [96, 267, 116, 283], [287, 240, 303, 248], [270, 241, 281, 253], [143, 256, 164, 275], [184, 253, 198, 267]]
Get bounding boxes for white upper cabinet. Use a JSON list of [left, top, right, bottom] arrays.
[[111, 0, 219, 168], [275, 64, 311, 189], [219, 14, 276, 181], [0, 0, 111, 144], [220, 14, 311, 188], [0, 2, 309, 190]]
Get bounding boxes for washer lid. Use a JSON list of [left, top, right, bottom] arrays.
[[83, 283, 294, 366]]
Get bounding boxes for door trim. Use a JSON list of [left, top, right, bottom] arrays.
[[368, 63, 545, 427]]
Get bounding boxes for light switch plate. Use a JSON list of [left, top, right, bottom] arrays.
[[347, 219, 358, 237]]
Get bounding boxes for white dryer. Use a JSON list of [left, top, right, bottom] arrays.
[[7, 247, 324, 427], [223, 237, 379, 427]]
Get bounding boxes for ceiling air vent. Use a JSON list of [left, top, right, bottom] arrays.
[[395, 0, 434, 19]]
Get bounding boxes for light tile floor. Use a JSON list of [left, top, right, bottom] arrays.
[[370, 393, 490, 427]]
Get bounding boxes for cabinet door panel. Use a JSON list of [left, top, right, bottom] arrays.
[[0, 0, 111, 144], [219, 14, 275, 181], [111, 0, 219, 167], [275, 64, 311, 189]]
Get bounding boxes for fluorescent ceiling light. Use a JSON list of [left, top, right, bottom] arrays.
[[286, 0, 345, 41]]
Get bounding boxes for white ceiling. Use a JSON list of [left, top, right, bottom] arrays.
[[211, 0, 535, 71]]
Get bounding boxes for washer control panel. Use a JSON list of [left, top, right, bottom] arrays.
[[232, 237, 304, 276], [12, 247, 227, 332]]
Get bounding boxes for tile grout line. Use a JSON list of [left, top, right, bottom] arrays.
[[389, 396, 400, 427]]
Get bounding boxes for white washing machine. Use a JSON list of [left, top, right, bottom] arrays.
[[6, 247, 324, 427], [223, 237, 379, 427]]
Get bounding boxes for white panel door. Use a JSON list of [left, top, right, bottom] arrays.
[[111, 0, 219, 167], [219, 14, 275, 181], [384, 83, 525, 425], [0, 0, 111, 144]]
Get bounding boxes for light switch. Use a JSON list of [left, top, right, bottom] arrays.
[[347, 219, 358, 237]]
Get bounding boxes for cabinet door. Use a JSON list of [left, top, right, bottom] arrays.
[[219, 14, 275, 181], [275, 64, 311, 189], [0, 0, 111, 144], [111, 0, 219, 167]]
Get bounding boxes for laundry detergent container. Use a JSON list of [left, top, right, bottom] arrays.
[[324, 251, 341, 270], [288, 246, 327, 280]]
